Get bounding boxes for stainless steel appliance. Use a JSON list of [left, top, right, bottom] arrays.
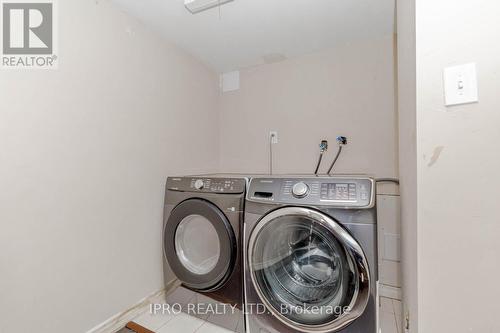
[[244, 176, 378, 333], [163, 176, 247, 332]]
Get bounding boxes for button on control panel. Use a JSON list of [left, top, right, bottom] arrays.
[[292, 182, 310, 198], [320, 183, 357, 201], [194, 179, 205, 190]]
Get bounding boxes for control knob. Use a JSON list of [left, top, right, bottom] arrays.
[[194, 179, 204, 190], [292, 182, 309, 198]]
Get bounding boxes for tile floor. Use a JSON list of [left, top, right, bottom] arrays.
[[122, 296, 402, 333], [128, 310, 234, 333]]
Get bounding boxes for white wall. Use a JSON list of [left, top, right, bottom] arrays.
[[415, 1, 500, 332], [396, 0, 418, 331], [219, 36, 398, 178], [0, 1, 219, 332]]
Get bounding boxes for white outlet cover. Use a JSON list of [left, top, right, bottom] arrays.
[[221, 70, 240, 93], [443, 63, 479, 106]]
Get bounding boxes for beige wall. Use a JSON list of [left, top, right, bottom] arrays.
[[0, 1, 219, 332], [415, 1, 500, 332], [219, 36, 398, 178]]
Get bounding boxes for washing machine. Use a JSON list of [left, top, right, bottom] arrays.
[[244, 176, 378, 333], [163, 176, 247, 332]]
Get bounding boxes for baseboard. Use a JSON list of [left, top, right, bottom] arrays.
[[86, 280, 180, 333], [379, 284, 402, 300]]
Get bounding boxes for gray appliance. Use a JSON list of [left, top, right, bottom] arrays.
[[244, 176, 378, 333], [163, 176, 247, 332]]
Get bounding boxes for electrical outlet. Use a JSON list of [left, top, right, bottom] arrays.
[[270, 131, 278, 144]]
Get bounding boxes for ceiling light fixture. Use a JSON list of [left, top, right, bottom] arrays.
[[184, 0, 234, 14]]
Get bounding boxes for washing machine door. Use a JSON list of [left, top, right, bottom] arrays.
[[248, 207, 370, 333], [164, 199, 236, 291]]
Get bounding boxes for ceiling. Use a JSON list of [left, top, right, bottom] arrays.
[[111, 0, 395, 73]]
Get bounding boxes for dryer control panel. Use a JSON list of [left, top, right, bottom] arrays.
[[167, 177, 246, 194], [247, 177, 375, 208]]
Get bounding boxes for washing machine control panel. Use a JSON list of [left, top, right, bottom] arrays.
[[248, 177, 374, 208], [167, 177, 246, 194]]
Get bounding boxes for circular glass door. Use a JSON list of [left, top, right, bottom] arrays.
[[164, 199, 236, 291], [248, 207, 370, 332], [175, 214, 220, 275]]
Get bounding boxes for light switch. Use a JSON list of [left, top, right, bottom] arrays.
[[443, 63, 479, 106]]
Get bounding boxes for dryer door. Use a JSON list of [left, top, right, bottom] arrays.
[[247, 207, 370, 333], [164, 199, 236, 291]]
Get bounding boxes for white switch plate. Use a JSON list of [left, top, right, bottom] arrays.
[[443, 63, 478, 106]]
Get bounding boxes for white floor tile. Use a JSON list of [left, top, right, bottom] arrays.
[[157, 312, 205, 333], [132, 309, 176, 331], [195, 321, 234, 333]]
